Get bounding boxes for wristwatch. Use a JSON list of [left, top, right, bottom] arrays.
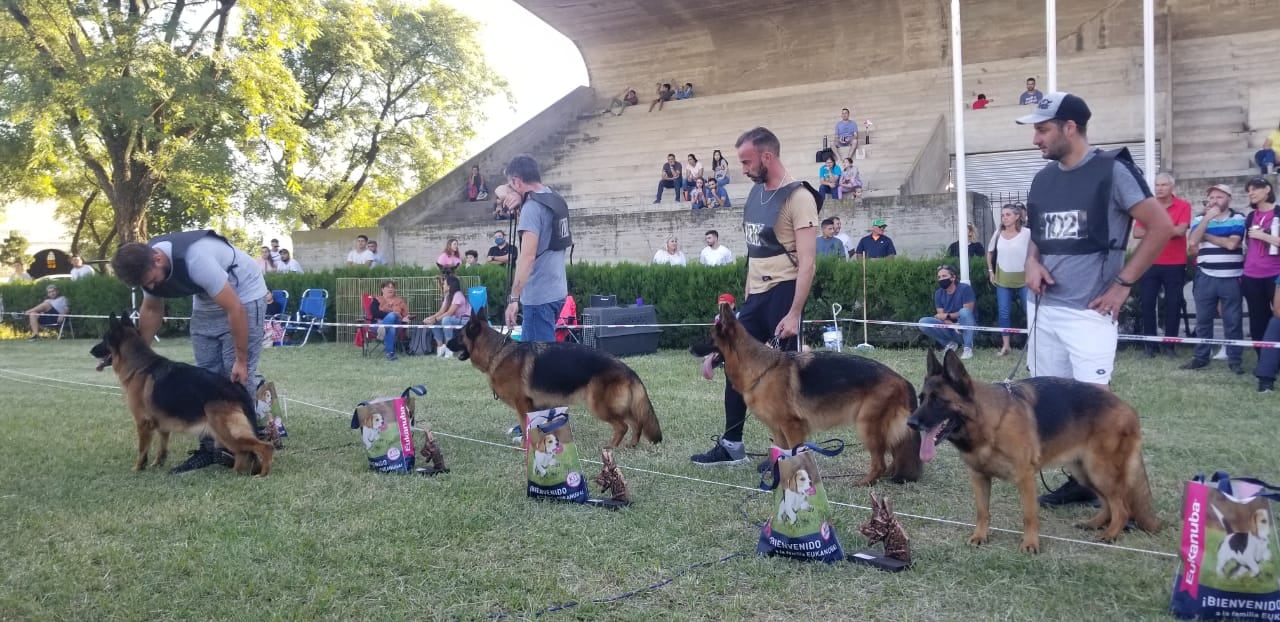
[[508, 295, 520, 303]]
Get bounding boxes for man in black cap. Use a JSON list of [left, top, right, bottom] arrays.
[[1016, 92, 1173, 507]]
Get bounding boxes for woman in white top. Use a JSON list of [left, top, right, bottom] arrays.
[[986, 203, 1031, 356], [682, 154, 704, 201], [652, 237, 688, 266]]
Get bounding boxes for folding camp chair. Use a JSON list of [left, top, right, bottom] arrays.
[[555, 295, 580, 343], [357, 293, 410, 357], [267, 289, 290, 320], [284, 288, 328, 346]]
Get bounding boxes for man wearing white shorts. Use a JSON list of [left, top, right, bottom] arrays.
[[1018, 93, 1173, 505]]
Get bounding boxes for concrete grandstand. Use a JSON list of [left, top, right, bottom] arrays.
[[294, 0, 1280, 268]]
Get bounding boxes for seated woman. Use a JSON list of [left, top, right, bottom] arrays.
[[837, 158, 863, 199], [602, 87, 639, 116], [711, 149, 730, 187], [466, 165, 489, 201], [371, 280, 411, 361], [817, 156, 841, 203], [947, 223, 986, 258], [424, 274, 471, 358], [688, 178, 708, 209], [436, 238, 462, 272]]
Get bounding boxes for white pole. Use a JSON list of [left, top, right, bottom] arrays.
[[1143, 0, 1156, 184], [1046, 0, 1057, 92], [951, 0, 970, 284]]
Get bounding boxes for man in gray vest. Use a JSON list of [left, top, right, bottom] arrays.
[[502, 154, 571, 343], [691, 126, 819, 467], [1017, 92, 1173, 506], [112, 230, 269, 473]]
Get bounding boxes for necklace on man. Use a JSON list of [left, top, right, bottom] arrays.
[[760, 175, 794, 204]]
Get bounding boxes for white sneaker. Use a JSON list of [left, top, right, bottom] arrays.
[[961, 347, 974, 360], [1214, 347, 1228, 361]]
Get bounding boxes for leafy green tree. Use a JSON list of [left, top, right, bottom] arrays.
[[1, 0, 317, 244], [255, 0, 505, 230], [1, 231, 28, 267]]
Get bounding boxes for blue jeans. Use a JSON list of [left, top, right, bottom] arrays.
[[522, 299, 564, 343], [378, 312, 401, 354], [431, 316, 466, 344], [1255, 149, 1276, 175], [1256, 317, 1280, 381], [655, 178, 685, 202], [919, 309, 976, 349], [1192, 273, 1244, 364], [996, 285, 1027, 329]]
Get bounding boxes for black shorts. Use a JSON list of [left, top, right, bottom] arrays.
[[36, 314, 62, 327], [736, 280, 800, 352]]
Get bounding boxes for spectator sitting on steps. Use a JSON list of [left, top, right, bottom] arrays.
[[463, 250, 479, 268], [972, 93, 991, 109], [437, 238, 462, 272], [602, 87, 639, 116], [700, 230, 734, 266], [689, 178, 709, 209], [276, 249, 304, 273], [683, 154, 704, 201], [649, 82, 674, 112], [654, 154, 684, 204], [674, 82, 694, 100], [346, 235, 374, 266], [816, 156, 841, 203], [706, 178, 731, 208], [368, 240, 387, 266], [487, 230, 518, 266], [837, 158, 864, 199], [1254, 119, 1280, 175], [466, 165, 489, 202], [1019, 77, 1043, 106], [833, 108, 858, 161], [652, 237, 688, 266], [854, 219, 896, 259]]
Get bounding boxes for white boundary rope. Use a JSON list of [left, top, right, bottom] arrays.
[[0, 368, 1177, 560], [13, 311, 1279, 350]]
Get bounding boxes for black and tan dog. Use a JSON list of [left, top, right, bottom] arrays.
[[446, 310, 663, 448], [90, 314, 273, 476], [907, 349, 1159, 552], [691, 302, 922, 486]]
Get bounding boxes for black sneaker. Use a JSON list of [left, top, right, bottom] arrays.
[[1229, 363, 1245, 375], [756, 457, 774, 473], [1143, 346, 1157, 358], [1259, 379, 1276, 394], [170, 448, 235, 474], [690, 437, 748, 467], [1180, 358, 1208, 370], [1038, 476, 1100, 508]]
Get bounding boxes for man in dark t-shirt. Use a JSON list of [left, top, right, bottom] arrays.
[[486, 230, 518, 265]]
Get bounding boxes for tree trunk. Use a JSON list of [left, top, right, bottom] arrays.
[[69, 190, 101, 255], [113, 189, 149, 245]]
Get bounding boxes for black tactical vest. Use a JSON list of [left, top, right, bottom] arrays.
[[524, 190, 574, 255], [144, 230, 236, 298], [1027, 148, 1146, 256], [743, 181, 821, 260]]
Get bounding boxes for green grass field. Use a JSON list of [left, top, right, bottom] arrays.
[[2, 337, 1278, 621]]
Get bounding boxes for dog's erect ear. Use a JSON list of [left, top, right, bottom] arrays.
[[925, 348, 942, 377], [475, 306, 488, 323], [941, 349, 972, 389]]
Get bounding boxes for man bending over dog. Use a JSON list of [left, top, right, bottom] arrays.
[[1017, 93, 1173, 507], [691, 126, 819, 467], [112, 229, 269, 473]]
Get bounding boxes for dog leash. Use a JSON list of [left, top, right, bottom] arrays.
[[1003, 292, 1043, 383]]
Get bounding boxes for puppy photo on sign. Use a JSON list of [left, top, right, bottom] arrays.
[[349, 386, 423, 474], [525, 408, 588, 503], [758, 445, 845, 563]]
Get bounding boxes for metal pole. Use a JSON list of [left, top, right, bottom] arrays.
[[1046, 0, 1057, 92], [1143, 0, 1157, 183], [951, 0, 970, 284]]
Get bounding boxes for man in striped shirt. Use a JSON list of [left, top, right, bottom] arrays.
[[1181, 184, 1246, 374]]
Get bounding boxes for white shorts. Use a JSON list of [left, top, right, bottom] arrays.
[[1026, 302, 1118, 384]]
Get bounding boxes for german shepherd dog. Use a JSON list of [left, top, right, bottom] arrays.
[[90, 314, 274, 476], [446, 310, 663, 448], [907, 349, 1159, 552], [691, 302, 922, 486]]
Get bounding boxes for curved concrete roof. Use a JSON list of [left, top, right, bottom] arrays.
[[515, 0, 1266, 97]]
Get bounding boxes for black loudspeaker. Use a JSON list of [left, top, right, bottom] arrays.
[[582, 305, 659, 357]]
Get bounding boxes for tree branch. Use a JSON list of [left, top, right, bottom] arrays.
[[5, 0, 68, 78], [163, 0, 186, 45], [69, 189, 100, 255]]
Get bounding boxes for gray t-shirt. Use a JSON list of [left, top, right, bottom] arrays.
[[516, 187, 568, 306], [1038, 149, 1150, 309], [145, 238, 268, 312], [48, 296, 69, 315]]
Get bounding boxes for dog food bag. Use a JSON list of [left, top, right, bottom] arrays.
[[350, 385, 426, 473], [253, 376, 288, 444], [758, 442, 846, 563], [525, 407, 588, 503], [1171, 472, 1280, 619]]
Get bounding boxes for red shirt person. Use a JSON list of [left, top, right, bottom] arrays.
[[1132, 171, 1192, 356]]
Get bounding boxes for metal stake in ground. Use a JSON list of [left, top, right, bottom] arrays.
[[854, 254, 875, 351]]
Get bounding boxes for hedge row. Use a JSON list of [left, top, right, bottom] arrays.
[[2, 258, 1175, 347]]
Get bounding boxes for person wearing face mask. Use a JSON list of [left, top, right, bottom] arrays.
[[917, 265, 977, 360], [486, 230, 518, 266]]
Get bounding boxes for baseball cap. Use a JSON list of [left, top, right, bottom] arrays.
[[872, 218, 887, 228], [717, 293, 736, 306], [1206, 183, 1233, 197], [1015, 92, 1092, 126]]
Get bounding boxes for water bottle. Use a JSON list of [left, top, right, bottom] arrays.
[[635, 297, 644, 307], [1270, 214, 1280, 256]]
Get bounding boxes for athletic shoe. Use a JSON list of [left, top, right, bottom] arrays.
[[1038, 476, 1100, 508], [507, 425, 523, 445], [386, 352, 397, 361], [943, 342, 959, 353], [1179, 359, 1208, 370], [170, 448, 235, 474], [1229, 363, 1245, 375], [1259, 379, 1275, 394], [690, 437, 748, 467], [960, 347, 973, 360], [1214, 347, 1228, 360]]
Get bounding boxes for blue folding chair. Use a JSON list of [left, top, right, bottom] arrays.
[[267, 289, 290, 320], [284, 288, 329, 346]]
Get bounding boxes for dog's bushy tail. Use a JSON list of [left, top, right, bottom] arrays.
[[890, 380, 923, 483], [1128, 450, 1161, 533], [631, 381, 663, 444]]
